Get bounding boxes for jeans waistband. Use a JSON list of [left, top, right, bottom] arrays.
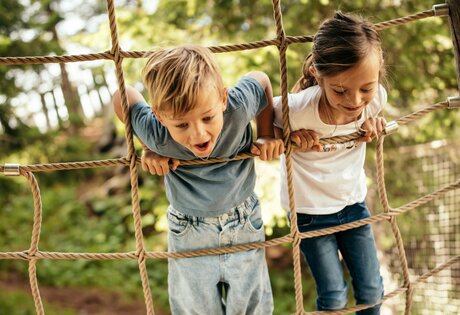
[[168, 192, 258, 225]]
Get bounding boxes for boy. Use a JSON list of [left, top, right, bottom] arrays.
[[112, 45, 283, 315]]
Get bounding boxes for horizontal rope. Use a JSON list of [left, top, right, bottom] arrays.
[[0, 8, 441, 66], [2, 177, 458, 261], [0, 99, 453, 174]]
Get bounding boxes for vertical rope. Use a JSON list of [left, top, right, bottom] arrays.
[[21, 170, 44, 315], [271, 1, 304, 314], [106, 1, 155, 314], [376, 137, 413, 313]]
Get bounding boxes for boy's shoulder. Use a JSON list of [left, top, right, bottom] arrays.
[[226, 76, 265, 109], [230, 76, 262, 93]]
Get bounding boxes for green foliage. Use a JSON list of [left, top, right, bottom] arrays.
[[0, 289, 76, 315], [1, 0, 460, 313]]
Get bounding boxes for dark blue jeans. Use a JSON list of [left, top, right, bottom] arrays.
[[296, 202, 383, 314]]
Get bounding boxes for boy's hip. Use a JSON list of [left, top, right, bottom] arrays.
[[167, 191, 265, 252]]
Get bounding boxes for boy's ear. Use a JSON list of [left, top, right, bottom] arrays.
[[221, 87, 229, 111], [152, 108, 165, 125]]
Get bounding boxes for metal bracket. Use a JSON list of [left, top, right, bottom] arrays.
[[433, 4, 449, 16], [447, 96, 460, 108], [3, 163, 20, 176], [384, 121, 399, 135]]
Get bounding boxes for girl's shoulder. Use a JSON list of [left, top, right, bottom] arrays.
[[368, 84, 388, 116], [377, 84, 388, 103], [286, 85, 322, 112]]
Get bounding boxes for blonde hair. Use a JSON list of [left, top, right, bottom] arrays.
[[142, 45, 225, 116], [293, 11, 385, 93]]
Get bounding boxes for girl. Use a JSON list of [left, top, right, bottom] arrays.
[[274, 12, 386, 314]]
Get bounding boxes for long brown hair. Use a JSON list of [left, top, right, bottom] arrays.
[[292, 11, 385, 93]]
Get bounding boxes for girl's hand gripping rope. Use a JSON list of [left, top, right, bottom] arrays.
[[358, 117, 387, 142], [290, 129, 323, 152]]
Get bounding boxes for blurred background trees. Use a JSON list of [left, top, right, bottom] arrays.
[[1, 0, 459, 314]]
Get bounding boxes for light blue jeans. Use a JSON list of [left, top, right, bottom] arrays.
[[167, 192, 274, 315], [297, 202, 383, 314]]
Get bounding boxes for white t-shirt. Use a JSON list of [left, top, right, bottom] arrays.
[[274, 85, 387, 215]]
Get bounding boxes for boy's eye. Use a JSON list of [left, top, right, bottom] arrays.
[[175, 123, 188, 129], [203, 115, 214, 122]]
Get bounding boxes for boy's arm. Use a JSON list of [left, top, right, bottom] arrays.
[[112, 86, 179, 175], [245, 71, 284, 160], [112, 86, 146, 123]]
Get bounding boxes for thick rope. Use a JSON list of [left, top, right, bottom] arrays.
[[21, 170, 44, 315], [0, 3, 457, 315], [375, 137, 413, 314], [107, 0, 154, 314], [0, 7, 438, 66], [0, 100, 450, 175], [272, 1, 304, 314]]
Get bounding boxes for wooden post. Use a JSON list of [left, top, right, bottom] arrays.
[[447, 0, 460, 92]]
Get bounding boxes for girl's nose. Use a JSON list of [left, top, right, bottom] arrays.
[[348, 92, 362, 107]]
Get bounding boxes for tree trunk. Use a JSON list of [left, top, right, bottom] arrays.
[[46, 2, 84, 128]]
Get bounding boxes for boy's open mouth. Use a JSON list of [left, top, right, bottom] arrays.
[[194, 141, 210, 152]]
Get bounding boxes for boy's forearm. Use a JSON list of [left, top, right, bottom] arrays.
[[274, 127, 283, 139], [247, 71, 276, 138], [256, 104, 275, 138], [257, 79, 276, 138]]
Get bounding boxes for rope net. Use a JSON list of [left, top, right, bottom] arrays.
[[0, 1, 459, 314], [382, 141, 460, 314]]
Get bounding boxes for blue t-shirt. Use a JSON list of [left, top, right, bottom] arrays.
[[130, 76, 267, 217]]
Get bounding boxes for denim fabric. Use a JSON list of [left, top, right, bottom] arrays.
[[296, 202, 383, 314], [167, 192, 273, 315]]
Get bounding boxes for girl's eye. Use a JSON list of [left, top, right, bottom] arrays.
[[333, 90, 346, 95], [361, 88, 373, 93], [203, 116, 214, 122]]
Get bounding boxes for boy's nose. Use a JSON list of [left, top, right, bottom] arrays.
[[192, 123, 207, 137]]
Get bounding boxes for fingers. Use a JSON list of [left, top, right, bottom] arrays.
[[170, 159, 180, 171], [141, 151, 177, 176], [360, 119, 374, 142], [253, 138, 285, 161], [376, 117, 387, 136], [250, 144, 261, 156], [291, 129, 319, 151], [358, 117, 387, 143], [155, 162, 170, 176]]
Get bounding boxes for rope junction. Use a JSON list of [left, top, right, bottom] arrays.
[[1, 1, 459, 315]]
